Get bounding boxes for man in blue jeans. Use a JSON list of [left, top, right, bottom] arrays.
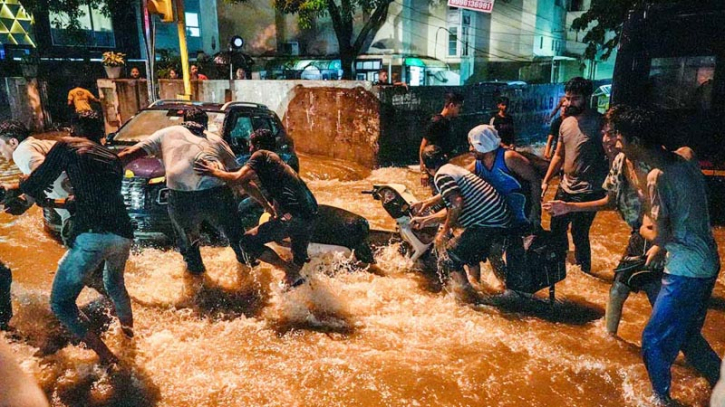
[[15, 111, 135, 365], [615, 108, 721, 403]]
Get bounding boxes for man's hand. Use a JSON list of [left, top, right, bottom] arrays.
[[540, 182, 549, 199], [3, 196, 32, 216], [193, 159, 217, 176], [410, 201, 427, 215], [410, 216, 428, 230], [420, 173, 429, 187], [645, 245, 666, 269], [434, 229, 449, 250], [542, 200, 570, 216]]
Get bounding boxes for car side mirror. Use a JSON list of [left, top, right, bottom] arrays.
[[106, 132, 116, 144]]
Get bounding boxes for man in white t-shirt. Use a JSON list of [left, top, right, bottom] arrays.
[[119, 107, 246, 275], [0, 121, 71, 220]]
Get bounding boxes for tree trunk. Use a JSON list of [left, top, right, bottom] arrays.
[[339, 45, 356, 79]]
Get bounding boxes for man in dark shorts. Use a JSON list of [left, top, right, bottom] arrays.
[[489, 97, 516, 149], [196, 129, 318, 289], [419, 92, 464, 188], [410, 145, 512, 293]]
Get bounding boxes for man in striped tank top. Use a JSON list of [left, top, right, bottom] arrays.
[[411, 145, 512, 292]]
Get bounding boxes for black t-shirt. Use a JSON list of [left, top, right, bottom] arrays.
[[550, 116, 563, 138], [245, 150, 318, 218], [424, 114, 455, 157], [490, 114, 515, 146]]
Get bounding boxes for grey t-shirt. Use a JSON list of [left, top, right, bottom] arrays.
[[558, 112, 608, 194], [647, 150, 719, 278], [138, 125, 238, 191]]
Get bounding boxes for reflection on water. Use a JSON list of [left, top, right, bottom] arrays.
[[1, 153, 723, 407]]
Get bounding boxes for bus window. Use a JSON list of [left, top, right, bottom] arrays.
[[647, 55, 716, 110]]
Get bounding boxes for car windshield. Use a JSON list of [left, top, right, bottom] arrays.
[[114, 109, 226, 143]]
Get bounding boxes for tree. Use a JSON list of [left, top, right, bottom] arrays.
[[20, 0, 127, 36], [571, 0, 678, 61], [225, 0, 393, 79]]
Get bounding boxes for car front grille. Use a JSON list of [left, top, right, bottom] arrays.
[[122, 177, 147, 210]]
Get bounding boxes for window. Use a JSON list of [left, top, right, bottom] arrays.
[[569, 0, 584, 12], [448, 28, 458, 57], [185, 13, 200, 38], [49, 6, 115, 47], [647, 55, 716, 110]]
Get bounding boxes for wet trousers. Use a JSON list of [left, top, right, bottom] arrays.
[[549, 188, 605, 273], [167, 186, 246, 274], [0, 261, 11, 330], [642, 273, 721, 398], [51, 233, 132, 338]]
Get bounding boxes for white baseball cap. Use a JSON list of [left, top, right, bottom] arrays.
[[468, 125, 501, 153]]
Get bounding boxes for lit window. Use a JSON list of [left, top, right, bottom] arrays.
[[185, 13, 200, 38], [50, 6, 115, 47]]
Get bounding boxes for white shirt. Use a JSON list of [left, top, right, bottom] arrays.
[[138, 125, 238, 191]]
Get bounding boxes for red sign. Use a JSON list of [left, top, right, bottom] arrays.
[[447, 0, 494, 13]]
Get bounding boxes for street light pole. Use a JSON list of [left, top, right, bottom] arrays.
[[174, 0, 191, 100]]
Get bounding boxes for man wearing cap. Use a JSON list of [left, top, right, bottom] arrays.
[[410, 145, 512, 293], [466, 124, 541, 288], [467, 124, 541, 229]]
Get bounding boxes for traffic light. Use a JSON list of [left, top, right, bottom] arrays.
[[147, 0, 174, 23]]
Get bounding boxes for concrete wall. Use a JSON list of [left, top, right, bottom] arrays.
[[144, 79, 570, 168], [97, 79, 150, 134], [2, 78, 50, 132]]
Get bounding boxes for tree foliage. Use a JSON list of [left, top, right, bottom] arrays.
[[224, 0, 394, 78], [571, 0, 679, 61], [20, 0, 132, 42]]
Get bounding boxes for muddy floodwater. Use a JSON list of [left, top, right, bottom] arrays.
[[1, 152, 724, 407]]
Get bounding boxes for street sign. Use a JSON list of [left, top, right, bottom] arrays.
[[447, 0, 494, 13]]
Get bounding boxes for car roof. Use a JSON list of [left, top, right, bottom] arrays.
[[143, 100, 224, 113], [143, 100, 274, 114]]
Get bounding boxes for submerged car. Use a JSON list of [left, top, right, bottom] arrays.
[[44, 100, 298, 244]]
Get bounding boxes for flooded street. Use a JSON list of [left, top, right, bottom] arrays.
[[1, 152, 724, 407]]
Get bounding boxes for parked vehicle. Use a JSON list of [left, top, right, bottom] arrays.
[[44, 100, 298, 243], [611, 1, 725, 220]]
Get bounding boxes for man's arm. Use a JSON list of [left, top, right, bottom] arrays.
[[544, 193, 614, 216], [437, 191, 463, 247], [118, 131, 164, 165], [541, 137, 565, 197], [543, 135, 554, 160], [19, 143, 67, 201], [411, 193, 444, 215], [117, 145, 151, 166], [506, 150, 541, 225]]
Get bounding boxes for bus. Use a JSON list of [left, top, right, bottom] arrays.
[[611, 1, 725, 220]]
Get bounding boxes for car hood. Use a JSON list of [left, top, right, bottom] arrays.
[[125, 157, 165, 179]]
